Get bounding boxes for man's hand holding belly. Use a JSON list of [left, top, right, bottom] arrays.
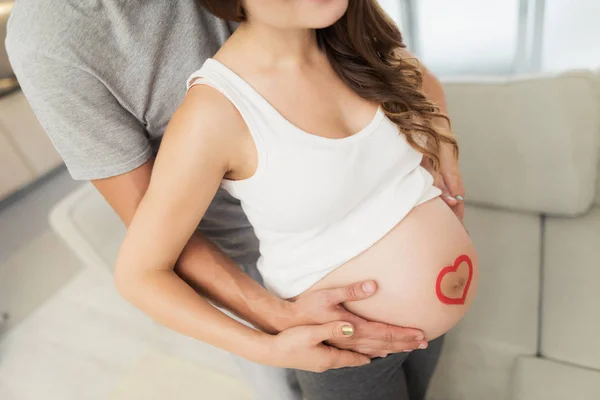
[[279, 281, 429, 358]]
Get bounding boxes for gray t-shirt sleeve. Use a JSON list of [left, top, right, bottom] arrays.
[[7, 50, 153, 181]]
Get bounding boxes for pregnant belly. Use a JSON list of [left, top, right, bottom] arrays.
[[302, 197, 479, 340]]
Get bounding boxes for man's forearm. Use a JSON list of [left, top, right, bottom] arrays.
[[114, 264, 272, 363], [175, 232, 291, 334]]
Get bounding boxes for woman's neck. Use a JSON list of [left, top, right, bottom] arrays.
[[229, 21, 323, 69]]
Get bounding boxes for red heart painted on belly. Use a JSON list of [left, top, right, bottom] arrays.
[[435, 254, 473, 305]]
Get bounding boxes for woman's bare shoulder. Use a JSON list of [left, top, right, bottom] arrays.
[[167, 83, 249, 145], [156, 84, 250, 178]]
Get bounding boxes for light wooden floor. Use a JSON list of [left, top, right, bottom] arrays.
[[0, 169, 249, 399], [0, 265, 249, 399], [0, 167, 81, 332]]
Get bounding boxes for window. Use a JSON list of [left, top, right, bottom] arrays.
[[541, 0, 600, 72], [378, 0, 600, 76], [415, 0, 520, 75]]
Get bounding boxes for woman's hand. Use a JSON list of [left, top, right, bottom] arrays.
[[264, 322, 371, 372], [277, 281, 428, 358], [422, 143, 465, 221]]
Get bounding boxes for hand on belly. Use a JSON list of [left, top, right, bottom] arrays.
[[303, 198, 479, 341]]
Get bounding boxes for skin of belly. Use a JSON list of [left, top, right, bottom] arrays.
[[303, 197, 479, 341]]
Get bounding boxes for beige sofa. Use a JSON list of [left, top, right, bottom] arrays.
[[428, 71, 600, 400], [49, 70, 600, 399], [0, 1, 63, 201]]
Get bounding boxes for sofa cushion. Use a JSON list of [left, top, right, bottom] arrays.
[[542, 208, 600, 370], [512, 356, 600, 400], [428, 205, 540, 400], [595, 70, 600, 206], [444, 71, 600, 216], [49, 183, 124, 272], [595, 170, 600, 206]]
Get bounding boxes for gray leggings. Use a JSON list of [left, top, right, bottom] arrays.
[[294, 335, 444, 400]]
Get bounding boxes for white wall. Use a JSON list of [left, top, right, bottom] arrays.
[[378, 0, 600, 76]]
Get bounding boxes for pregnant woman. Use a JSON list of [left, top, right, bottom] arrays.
[[115, 0, 478, 399]]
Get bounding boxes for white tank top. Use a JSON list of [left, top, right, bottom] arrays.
[[187, 59, 441, 299]]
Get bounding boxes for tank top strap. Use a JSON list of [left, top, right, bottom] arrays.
[[187, 59, 275, 123], [186, 60, 269, 179]]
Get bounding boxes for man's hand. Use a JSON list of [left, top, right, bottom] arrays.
[[266, 322, 371, 372], [422, 143, 465, 221], [280, 281, 428, 358]]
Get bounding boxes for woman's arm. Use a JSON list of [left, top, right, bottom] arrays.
[[395, 48, 450, 129], [396, 48, 466, 219], [94, 159, 288, 334], [112, 85, 371, 371], [113, 85, 265, 357]]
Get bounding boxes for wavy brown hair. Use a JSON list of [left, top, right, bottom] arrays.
[[198, 0, 458, 170]]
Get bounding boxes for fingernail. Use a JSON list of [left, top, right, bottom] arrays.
[[403, 349, 413, 352], [418, 343, 428, 349], [341, 325, 354, 336], [455, 195, 464, 201], [362, 282, 375, 293]]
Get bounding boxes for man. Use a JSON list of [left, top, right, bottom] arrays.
[[6, 1, 464, 399]]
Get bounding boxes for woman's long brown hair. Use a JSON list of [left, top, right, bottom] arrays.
[[198, 0, 458, 170]]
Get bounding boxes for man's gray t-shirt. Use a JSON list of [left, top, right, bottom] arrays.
[[6, 0, 260, 273]]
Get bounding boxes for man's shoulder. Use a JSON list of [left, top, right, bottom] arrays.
[[7, 0, 230, 78], [7, 0, 99, 59], [7, 1, 219, 62]]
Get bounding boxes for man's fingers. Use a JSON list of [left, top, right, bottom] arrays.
[[333, 336, 425, 355], [320, 280, 377, 306], [380, 323, 424, 339], [387, 328, 429, 352], [326, 321, 429, 354], [363, 324, 428, 351]]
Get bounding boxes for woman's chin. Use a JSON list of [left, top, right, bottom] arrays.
[[303, 0, 348, 29]]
